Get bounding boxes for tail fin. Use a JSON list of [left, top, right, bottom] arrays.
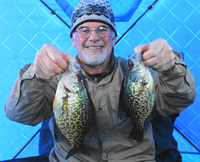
[[129, 126, 144, 143], [66, 145, 90, 160]]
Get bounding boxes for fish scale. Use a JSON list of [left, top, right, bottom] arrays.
[[119, 53, 156, 143]]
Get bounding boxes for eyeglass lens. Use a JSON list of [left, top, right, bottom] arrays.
[[76, 26, 111, 38]]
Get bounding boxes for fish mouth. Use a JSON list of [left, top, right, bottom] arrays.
[[128, 53, 142, 63], [128, 60, 134, 69]]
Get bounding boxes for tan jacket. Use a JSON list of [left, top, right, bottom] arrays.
[[5, 51, 196, 162]]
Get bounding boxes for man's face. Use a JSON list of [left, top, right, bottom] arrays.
[[72, 22, 116, 66]]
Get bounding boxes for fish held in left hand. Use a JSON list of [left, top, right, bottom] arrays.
[[118, 53, 156, 142]]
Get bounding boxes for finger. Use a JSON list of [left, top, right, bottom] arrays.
[[143, 48, 166, 67], [44, 44, 68, 70], [147, 52, 175, 72], [152, 41, 174, 71], [61, 52, 76, 63], [33, 63, 52, 79], [154, 60, 174, 72], [157, 54, 175, 72], [34, 51, 55, 78], [134, 43, 149, 54], [134, 42, 161, 62], [143, 41, 165, 61], [159, 60, 175, 72], [143, 39, 172, 64], [33, 56, 55, 79], [38, 49, 65, 75]]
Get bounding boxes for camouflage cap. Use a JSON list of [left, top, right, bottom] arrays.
[[70, 0, 117, 38]]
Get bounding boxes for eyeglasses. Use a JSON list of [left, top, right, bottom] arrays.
[[75, 26, 112, 39]]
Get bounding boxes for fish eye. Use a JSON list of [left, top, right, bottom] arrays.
[[140, 80, 148, 85], [128, 61, 134, 68]]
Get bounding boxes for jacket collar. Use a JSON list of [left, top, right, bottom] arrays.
[[76, 48, 115, 82]]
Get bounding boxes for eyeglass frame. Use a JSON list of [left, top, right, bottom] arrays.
[[74, 26, 113, 39]]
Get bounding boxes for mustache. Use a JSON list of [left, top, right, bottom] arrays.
[[83, 43, 105, 48]]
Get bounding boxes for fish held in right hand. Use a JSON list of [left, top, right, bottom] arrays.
[[53, 61, 97, 160]]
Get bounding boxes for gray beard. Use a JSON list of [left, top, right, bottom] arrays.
[[82, 49, 108, 65]]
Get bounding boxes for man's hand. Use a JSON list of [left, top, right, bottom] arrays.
[[33, 44, 76, 79], [134, 38, 175, 72]]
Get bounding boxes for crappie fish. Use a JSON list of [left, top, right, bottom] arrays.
[[118, 53, 155, 142], [53, 62, 96, 160]]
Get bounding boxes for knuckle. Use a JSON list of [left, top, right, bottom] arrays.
[[43, 44, 56, 54], [155, 56, 161, 64], [158, 38, 167, 44], [48, 62, 63, 74], [150, 50, 156, 57], [51, 66, 58, 72], [50, 47, 57, 54], [47, 62, 56, 71], [43, 44, 51, 49], [48, 65, 54, 72], [134, 46, 139, 53], [49, 71, 55, 77], [48, 70, 57, 78], [152, 58, 157, 65], [161, 38, 167, 43], [36, 51, 42, 57], [54, 57, 62, 63]]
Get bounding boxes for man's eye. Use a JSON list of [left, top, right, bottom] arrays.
[[98, 27, 109, 32], [80, 28, 90, 34]]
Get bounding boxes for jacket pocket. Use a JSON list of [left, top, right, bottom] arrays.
[[109, 86, 121, 111]]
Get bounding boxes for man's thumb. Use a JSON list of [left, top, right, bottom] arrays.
[[61, 52, 76, 63], [134, 43, 149, 53]]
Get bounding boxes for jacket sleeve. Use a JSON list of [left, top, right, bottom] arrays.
[[152, 50, 196, 116], [4, 63, 58, 126]]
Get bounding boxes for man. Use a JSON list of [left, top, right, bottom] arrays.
[[4, 0, 195, 162]]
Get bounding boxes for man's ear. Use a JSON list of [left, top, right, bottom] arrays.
[[112, 36, 116, 47], [72, 37, 76, 47]]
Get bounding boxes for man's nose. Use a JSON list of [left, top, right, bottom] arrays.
[[89, 30, 100, 41]]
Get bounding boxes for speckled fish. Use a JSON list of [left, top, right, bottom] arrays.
[[118, 53, 156, 142], [53, 62, 96, 160]]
